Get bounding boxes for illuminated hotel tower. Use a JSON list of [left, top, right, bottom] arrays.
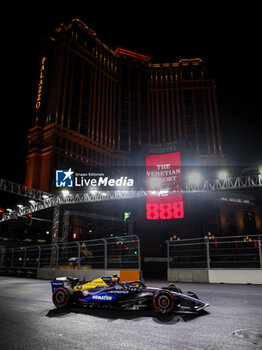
[[25, 18, 224, 192]]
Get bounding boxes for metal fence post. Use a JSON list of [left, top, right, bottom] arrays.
[[23, 248, 26, 268], [205, 239, 210, 269], [0, 248, 3, 268], [55, 244, 59, 269], [167, 241, 170, 270], [11, 248, 14, 267], [258, 234, 262, 269], [103, 239, 107, 269], [0, 247, 6, 268], [37, 246, 41, 268], [76, 242, 81, 270], [136, 235, 141, 270]]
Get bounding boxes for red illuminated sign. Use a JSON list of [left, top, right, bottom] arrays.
[[115, 47, 152, 62], [146, 152, 184, 220]]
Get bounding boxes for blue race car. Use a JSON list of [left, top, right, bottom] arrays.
[[51, 275, 209, 314]]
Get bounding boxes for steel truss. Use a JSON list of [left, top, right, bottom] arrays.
[[184, 174, 262, 192], [0, 174, 261, 222], [0, 178, 53, 201]]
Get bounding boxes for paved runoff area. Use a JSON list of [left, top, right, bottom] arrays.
[[0, 276, 262, 350]]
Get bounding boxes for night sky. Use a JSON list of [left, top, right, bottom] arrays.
[[1, 3, 261, 184]]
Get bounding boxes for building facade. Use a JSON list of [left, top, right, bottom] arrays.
[[25, 18, 224, 192]]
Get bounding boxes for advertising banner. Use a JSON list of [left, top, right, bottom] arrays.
[[145, 151, 184, 220]]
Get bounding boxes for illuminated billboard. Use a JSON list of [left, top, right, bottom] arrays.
[[146, 151, 184, 220]]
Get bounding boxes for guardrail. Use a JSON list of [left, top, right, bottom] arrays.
[[0, 235, 141, 274], [167, 235, 262, 283], [167, 234, 262, 269]]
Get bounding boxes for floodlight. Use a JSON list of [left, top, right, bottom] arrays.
[[218, 170, 228, 180], [61, 189, 70, 197], [188, 172, 202, 185], [159, 189, 169, 195], [90, 187, 98, 195]]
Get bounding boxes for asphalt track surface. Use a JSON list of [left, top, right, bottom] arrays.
[[0, 277, 262, 350]]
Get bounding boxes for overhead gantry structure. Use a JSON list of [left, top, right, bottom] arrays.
[[0, 174, 261, 222]]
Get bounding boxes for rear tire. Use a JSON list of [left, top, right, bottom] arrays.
[[153, 290, 175, 314], [52, 287, 72, 308]]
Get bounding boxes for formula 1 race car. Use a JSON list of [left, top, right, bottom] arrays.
[[51, 275, 209, 314]]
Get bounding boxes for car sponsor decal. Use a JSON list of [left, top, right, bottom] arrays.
[[92, 294, 112, 301], [82, 290, 89, 297]]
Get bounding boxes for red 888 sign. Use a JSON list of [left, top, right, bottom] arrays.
[[146, 201, 184, 220]]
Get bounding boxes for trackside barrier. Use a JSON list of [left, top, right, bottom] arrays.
[[0, 235, 142, 281], [167, 235, 262, 284]]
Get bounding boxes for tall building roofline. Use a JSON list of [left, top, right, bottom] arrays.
[[150, 58, 204, 68], [54, 17, 97, 38], [53, 18, 205, 67]]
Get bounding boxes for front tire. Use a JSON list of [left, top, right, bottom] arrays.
[[52, 287, 72, 308], [153, 290, 175, 314]]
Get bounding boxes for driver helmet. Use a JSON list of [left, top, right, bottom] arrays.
[[112, 273, 119, 283]]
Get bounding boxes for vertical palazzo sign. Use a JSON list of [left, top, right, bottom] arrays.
[[35, 57, 46, 109], [146, 151, 184, 220]]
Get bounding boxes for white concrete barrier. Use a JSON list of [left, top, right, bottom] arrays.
[[208, 269, 262, 284], [168, 268, 262, 284], [168, 268, 209, 283]]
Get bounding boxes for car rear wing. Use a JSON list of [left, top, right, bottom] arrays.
[[51, 276, 79, 292]]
